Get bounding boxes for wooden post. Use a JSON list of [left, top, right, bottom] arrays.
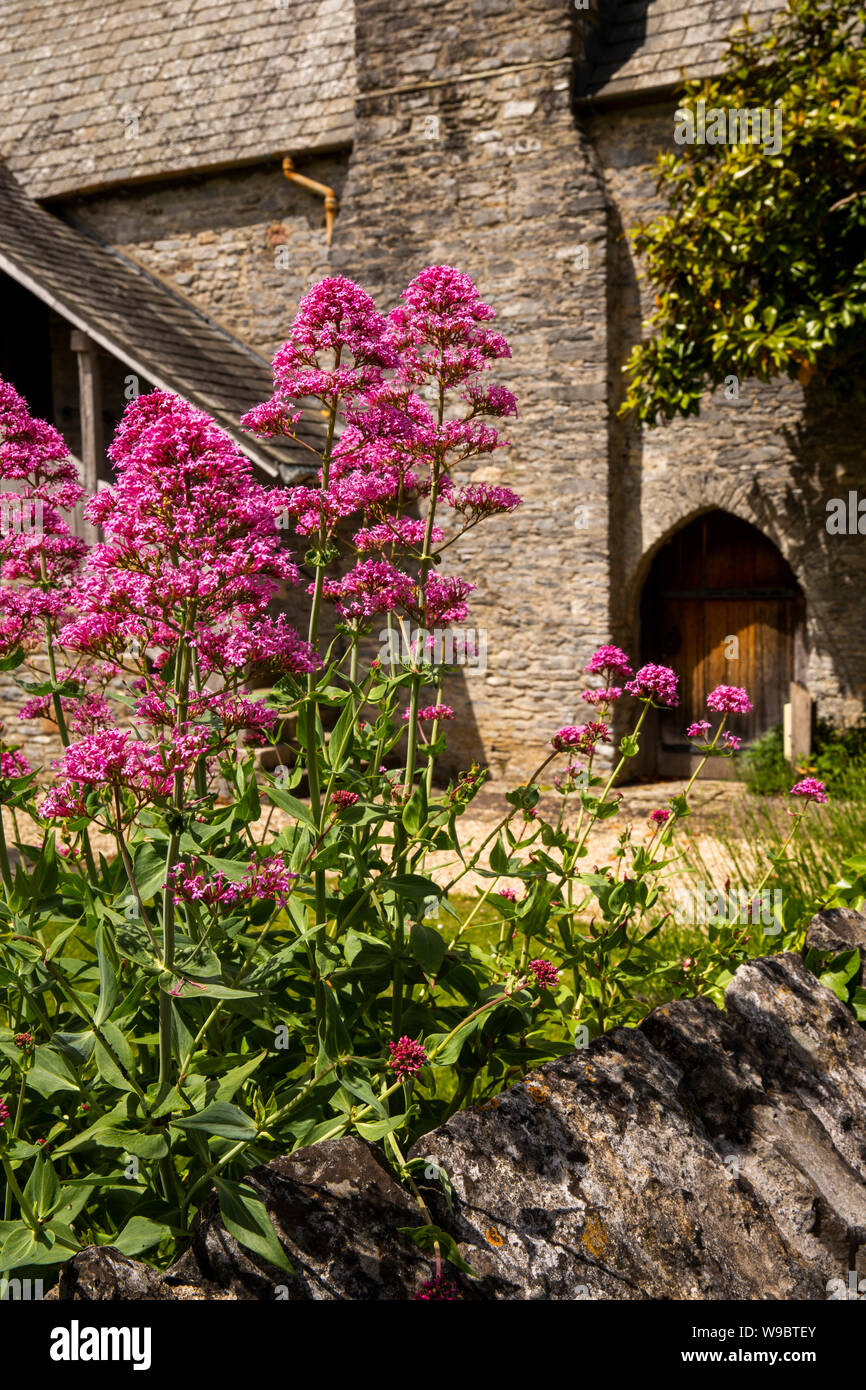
[[70, 330, 103, 544], [788, 681, 812, 764]]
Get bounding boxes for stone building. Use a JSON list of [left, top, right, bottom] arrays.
[[0, 0, 863, 782]]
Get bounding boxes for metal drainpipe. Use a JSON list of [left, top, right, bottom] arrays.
[[282, 156, 339, 246]]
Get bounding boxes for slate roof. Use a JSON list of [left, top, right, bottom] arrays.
[[0, 0, 355, 201], [578, 0, 783, 103], [0, 163, 321, 479]]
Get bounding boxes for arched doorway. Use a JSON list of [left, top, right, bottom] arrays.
[[640, 511, 805, 776]]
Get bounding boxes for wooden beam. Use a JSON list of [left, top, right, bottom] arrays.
[[70, 329, 103, 543]]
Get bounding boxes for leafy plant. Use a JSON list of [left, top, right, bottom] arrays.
[[0, 280, 832, 1286], [622, 0, 866, 423]]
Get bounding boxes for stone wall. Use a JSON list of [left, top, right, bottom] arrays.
[[54, 932, 866, 1300], [328, 0, 613, 780], [589, 100, 866, 734], [40, 3, 866, 783], [59, 155, 351, 363]]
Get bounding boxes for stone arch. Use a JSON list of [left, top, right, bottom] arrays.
[[633, 508, 806, 778]]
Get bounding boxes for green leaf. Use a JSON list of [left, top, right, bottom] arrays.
[[93, 921, 119, 1027], [0, 646, 24, 671], [215, 1051, 267, 1104], [355, 1114, 408, 1141], [401, 781, 428, 836], [265, 785, 317, 829], [92, 1127, 169, 1160], [93, 1020, 135, 1093], [325, 699, 357, 773], [131, 840, 169, 902], [409, 921, 446, 976], [0, 1226, 65, 1272], [171, 1101, 257, 1141], [114, 1216, 173, 1257], [398, 1223, 477, 1276], [23, 1150, 61, 1220], [215, 1177, 294, 1273]]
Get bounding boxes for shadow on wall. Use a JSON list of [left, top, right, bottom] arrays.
[[775, 388, 866, 718], [573, 0, 649, 100]]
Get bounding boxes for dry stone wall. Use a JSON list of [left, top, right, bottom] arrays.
[[54, 932, 866, 1300]]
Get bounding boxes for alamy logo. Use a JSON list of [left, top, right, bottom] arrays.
[[675, 884, 782, 933], [0, 498, 43, 535], [674, 100, 783, 157], [49, 1321, 152, 1371], [1, 1277, 44, 1299], [826, 491, 866, 534], [377, 626, 487, 673]]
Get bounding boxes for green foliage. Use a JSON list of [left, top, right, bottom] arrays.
[[742, 717, 866, 797], [741, 725, 791, 795], [622, 0, 866, 423]]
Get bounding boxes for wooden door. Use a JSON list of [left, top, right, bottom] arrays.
[[640, 512, 803, 775]]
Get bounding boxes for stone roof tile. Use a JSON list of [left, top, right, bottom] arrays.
[[0, 161, 319, 479], [580, 0, 785, 101], [0, 0, 355, 200]]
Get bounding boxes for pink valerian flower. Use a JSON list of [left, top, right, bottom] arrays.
[[410, 572, 475, 627], [706, 685, 753, 716], [790, 778, 828, 804], [402, 704, 455, 723], [318, 559, 416, 621], [529, 959, 560, 991], [387, 265, 511, 390], [553, 760, 585, 792], [0, 1097, 9, 1128], [14, 1031, 33, 1050], [650, 809, 671, 825], [581, 687, 622, 707], [200, 615, 319, 678], [40, 781, 87, 820], [0, 378, 84, 509], [413, 1275, 460, 1301], [450, 482, 521, 521], [721, 731, 742, 752], [241, 277, 397, 437], [460, 379, 518, 418], [21, 685, 116, 738], [625, 664, 679, 708], [550, 722, 609, 755], [681, 957, 696, 974], [52, 725, 215, 800], [0, 380, 86, 656], [498, 887, 518, 902], [353, 518, 444, 554], [242, 856, 299, 903], [169, 860, 240, 908], [63, 392, 310, 685], [585, 646, 633, 679], [330, 790, 359, 810], [170, 855, 298, 908], [686, 720, 712, 739], [388, 1036, 428, 1079], [0, 749, 31, 778]]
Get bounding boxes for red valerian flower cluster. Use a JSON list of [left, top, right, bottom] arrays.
[[243, 268, 520, 637], [388, 1035, 428, 1079]]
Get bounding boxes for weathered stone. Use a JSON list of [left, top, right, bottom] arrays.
[[806, 908, 866, 984], [54, 953, 866, 1301]]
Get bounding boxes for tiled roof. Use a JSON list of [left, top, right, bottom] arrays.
[[0, 162, 321, 479], [578, 0, 783, 103], [0, 0, 355, 201]]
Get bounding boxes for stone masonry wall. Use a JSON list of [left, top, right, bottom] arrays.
[[328, 0, 613, 779], [38, 5, 866, 784], [60, 155, 351, 364], [590, 101, 866, 732]]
